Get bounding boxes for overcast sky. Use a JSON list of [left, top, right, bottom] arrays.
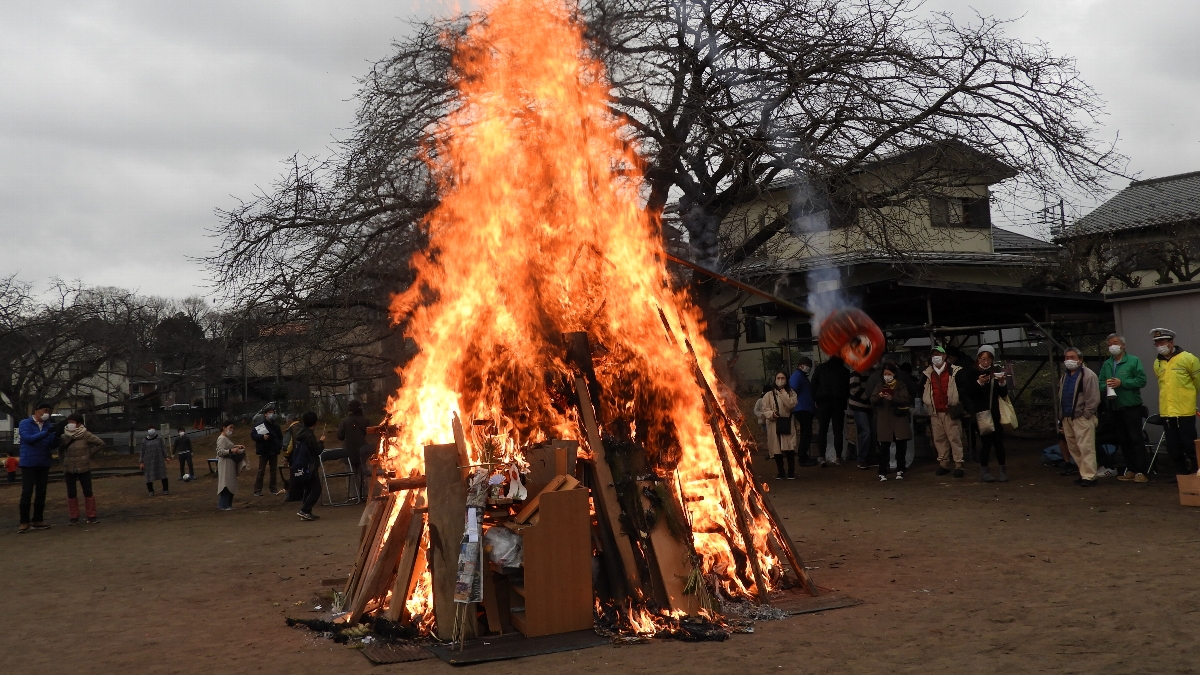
[[1, 0, 1197, 301]]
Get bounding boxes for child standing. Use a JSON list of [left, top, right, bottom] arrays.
[[4, 454, 17, 482]]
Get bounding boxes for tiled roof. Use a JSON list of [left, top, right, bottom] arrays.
[[1059, 170, 1200, 239], [991, 227, 1056, 253]]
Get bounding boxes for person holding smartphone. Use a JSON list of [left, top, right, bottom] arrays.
[[963, 345, 1009, 483], [215, 422, 247, 510], [871, 362, 912, 481]]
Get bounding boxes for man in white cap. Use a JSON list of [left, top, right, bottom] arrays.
[[1151, 328, 1200, 476]]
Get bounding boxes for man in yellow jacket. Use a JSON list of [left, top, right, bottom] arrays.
[[1151, 328, 1200, 476]]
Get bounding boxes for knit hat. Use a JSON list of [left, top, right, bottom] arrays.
[[977, 344, 996, 357]]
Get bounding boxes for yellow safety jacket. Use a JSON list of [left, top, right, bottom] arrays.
[[1153, 348, 1200, 417]]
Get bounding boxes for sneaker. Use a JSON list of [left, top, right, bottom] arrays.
[[273, 489, 286, 496], [69, 518, 79, 526], [17, 524, 29, 534], [297, 511, 319, 521], [818, 459, 827, 468], [86, 517, 99, 525], [162, 490, 170, 496], [935, 467, 951, 476], [1079, 478, 1097, 488], [254, 492, 263, 497], [1134, 473, 1148, 483], [895, 471, 904, 480], [30, 522, 50, 530], [857, 463, 870, 470], [828, 458, 842, 466], [878, 475, 887, 482], [1117, 471, 1136, 482], [1096, 467, 1118, 478], [774, 474, 785, 480]]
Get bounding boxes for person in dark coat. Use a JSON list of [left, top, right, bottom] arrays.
[[810, 356, 851, 466], [961, 345, 1010, 482], [174, 427, 195, 481], [871, 362, 913, 481], [337, 400, 370, 496], [291, 412, 326, 521], [250, 402, 283, 496], [17, 402, 57, 533], [138, 428, 169, 495]]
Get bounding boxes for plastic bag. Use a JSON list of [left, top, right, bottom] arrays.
[[484, 525, 523, 568]]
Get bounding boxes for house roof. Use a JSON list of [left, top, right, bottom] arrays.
[[992, 227, 1056, 253], [1059, 170, 1200, 240]]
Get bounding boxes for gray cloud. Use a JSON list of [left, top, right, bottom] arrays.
[[0, 0, 1194, 298]]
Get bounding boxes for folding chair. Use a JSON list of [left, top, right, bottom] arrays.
[[1143, 414, 1167, 474], [319, 447, 361, 506]]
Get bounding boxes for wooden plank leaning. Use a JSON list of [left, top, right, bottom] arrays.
[[574, 376, 644, 601]]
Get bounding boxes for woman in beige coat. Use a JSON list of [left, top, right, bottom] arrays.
[[215, 421, 247, 510], [757, 372, 799, 480]]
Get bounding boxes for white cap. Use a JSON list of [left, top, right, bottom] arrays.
[[977, 344, 996, 357]]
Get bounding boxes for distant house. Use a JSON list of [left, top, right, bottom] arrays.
[[1054, 170, 1200, 291], [687, 141, 1104, 388]]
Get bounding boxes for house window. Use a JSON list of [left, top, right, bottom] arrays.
[[745, 316, 767, 344], [932, 195, 990, 228]]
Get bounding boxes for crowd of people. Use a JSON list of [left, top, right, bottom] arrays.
[[10, 400, 379, 533], [754, 328, 1200, 487]]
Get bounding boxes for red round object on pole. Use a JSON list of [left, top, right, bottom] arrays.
[[817, 308, 886, 373]]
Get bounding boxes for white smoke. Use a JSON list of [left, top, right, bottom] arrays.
[[787, 177, 856, 336]]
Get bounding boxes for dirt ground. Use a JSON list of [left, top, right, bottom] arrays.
[[4, 437, 1200, 675]]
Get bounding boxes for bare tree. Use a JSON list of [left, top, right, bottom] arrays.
[[209, 0, 1124, 337], [0, 278, 162, 420]]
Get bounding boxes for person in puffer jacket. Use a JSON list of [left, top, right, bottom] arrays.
[[60, 413, 106, 524], [18, 402, 58, 533]]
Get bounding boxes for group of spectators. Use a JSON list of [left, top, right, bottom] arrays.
[[12, 398, 381, 533], [755, 328, 1200, 487]]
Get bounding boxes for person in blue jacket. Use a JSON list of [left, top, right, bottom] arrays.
[[789, 357, 817, 468], [18, 402, 58, 533]]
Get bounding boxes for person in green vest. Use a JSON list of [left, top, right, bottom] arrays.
[[1151, 327, 1200, 477], [1098, 333, 1148, 483]]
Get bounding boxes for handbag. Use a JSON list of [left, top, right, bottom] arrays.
[[998, 395, 1018, 430], [975, 376, 996, 436], [771, 392, 793, 436]]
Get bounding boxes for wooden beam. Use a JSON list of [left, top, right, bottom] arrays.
[[759, 490, 819, 596], [424, 442, 477, 641], [574, 376, 643, 600], [709, 418, 770, 604], [639, 479, 697, 615], [384, 507, 427, 621]]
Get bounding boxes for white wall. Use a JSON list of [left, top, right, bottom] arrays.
[[1112, 289, 1200, 416]]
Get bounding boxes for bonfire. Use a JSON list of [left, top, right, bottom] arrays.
[[327, 0, 886, 644]]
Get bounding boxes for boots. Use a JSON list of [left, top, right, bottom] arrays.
[[996, 465, 1008, 482], [85, 496, 98, 524], [67, 498, 80, 525], [982, 466, 996, 483], [935, 459, 951, 476], [773, 455, 786, 480]]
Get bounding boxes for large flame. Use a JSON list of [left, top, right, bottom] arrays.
[[382, 0, 779, 620]]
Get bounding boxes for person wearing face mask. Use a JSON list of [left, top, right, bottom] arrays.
[[174, 427, 195, 481], [60, 413, 105, 524], [870, 362, 912, 481], [1097, 334, 1148, 483], [788, 358, 817, 468], [250, 402, 284, 497], [962, 345, 1009, 482], [216, 421, 248, 510], [1150, 328, 1200, 477], [1056, 347, 1100, 486], [138, 427, 170, 496], [758, 372, 800, 479], [17, 402, 58, 533], [923, 346, 967, 478]]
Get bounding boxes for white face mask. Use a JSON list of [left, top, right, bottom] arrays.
[[224, 428, 233, 437], [37, 412, 50, 423], [1108, 344, 1123, 356], [799, 366, 810, 374], [1064, 359, 1080, 371], [775, 378, 787, 388], [883, 374, 895, 383], [266, 413, 275, 420], [66, 423, 77, 432], [931, 355, 945, 367], [1157, 344, 1172, 356], [179, 431, 185, 437]]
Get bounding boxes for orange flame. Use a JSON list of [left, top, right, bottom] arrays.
[[382, 0, 779, 625]]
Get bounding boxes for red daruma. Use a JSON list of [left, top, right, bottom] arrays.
[[817, 308, 886, 373]]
